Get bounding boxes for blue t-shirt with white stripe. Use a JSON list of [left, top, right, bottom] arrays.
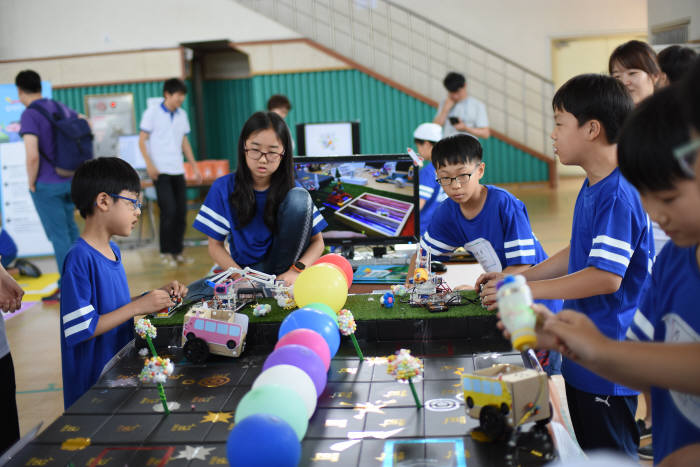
[[418, 161, 447, 235], [627, 243, 700, 464], [193, 173, 327, 266], [563, 168, 653, 396], [421, 185, 561, 312], [60, 238, 133, 409]]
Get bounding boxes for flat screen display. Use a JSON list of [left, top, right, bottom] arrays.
[[296, 121, 360, 156], [294, 154, 419, 245]]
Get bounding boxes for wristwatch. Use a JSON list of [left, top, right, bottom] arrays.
[[292, 261, 306, 272]]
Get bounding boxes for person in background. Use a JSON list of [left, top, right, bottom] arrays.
[[412, 122, 445, 235], [267, 94, 292, 119], [139, 78, 202, 268], [433, 72, 490, 140], [0, 263, 24, 455], [657, 45, 697, 87], [15, 70, 80, 302]]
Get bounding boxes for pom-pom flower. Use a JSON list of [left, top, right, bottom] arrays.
[[135, 318, 157, 339], [253, 303, 272, 317], [380, 292, 395, 308], [139, 356, 174, 384], [391, 284, 408, 296], [387, 348, 423, 382], [337, 309, 356, 336]]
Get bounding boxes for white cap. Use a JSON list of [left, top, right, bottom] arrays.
[[413, 123, 442, 143]]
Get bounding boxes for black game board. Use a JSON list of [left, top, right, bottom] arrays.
[[5, 341, 553, 467]]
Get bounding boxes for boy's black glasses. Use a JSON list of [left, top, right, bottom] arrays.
[[674, 138, 700, 178], [436, 170, 477, 187], [109, 193, 142, 211], [244, 148, 284, 162]]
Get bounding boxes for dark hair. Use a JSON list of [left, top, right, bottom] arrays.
[[231, 112, 295, 231], [608, 40, 660, 77], [431, 134, 483, 168], [266, 94, 291, 111], [681, 58, 700, 132], [71, 157, 141, 218], [618, 86, 691, 194], [15, 70, 42, 93], [658, 45, 697, 84], [443, 72, 466, 93], [552, 74, 633, 143], [163, 78, 187, 96]]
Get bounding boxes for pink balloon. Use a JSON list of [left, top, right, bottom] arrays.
[[274, 328, 331, 371], [314, 254, 353, 288]]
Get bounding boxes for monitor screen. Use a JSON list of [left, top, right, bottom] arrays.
[[117, 134, 147, 170], [294, 154, 419, 246], [296, 121, 360, 156]]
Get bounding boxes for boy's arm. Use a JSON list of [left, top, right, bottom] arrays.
[[181, 136, 202, 184], [546, 309, 700, 394], [92, 290, 174, 338], [405, 250, 418, 286], [433, 98, 454, 126], [277, 232, 325, 286], [22, 134, 40, 192], [138, 130, 159, 182]]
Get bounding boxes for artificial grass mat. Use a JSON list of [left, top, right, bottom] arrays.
[[152, 290, 494, 327]]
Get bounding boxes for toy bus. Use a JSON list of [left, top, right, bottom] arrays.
[[462, 363, 550, 439], [181, 304, 249, 364]]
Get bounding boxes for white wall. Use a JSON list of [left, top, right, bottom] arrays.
[[648, 0, 700, 41], [0, 0, 300, 60], [398, 0, 647, 80]]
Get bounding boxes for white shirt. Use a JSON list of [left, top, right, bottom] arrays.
[[139, 102, 190, 175], [437, 96, 489, 138]]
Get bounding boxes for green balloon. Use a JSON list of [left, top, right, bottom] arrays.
[[305, 302, 338, 324], [234, 384, 309, 440]]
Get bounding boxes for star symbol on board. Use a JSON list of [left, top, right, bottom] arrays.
[[343, 399, 397, 420], [200, 411, 233, 424], [173, 445, 215, 460]]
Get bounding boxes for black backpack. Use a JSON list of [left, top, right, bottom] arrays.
[[28, 100, 94, 177]]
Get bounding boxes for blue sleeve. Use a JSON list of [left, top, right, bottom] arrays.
[[19, 109, 40, 136], [193, 178, 231, 241], [420, 203, 460, 261], [311, 204, 327, 236], [626, 262, 658, 342], [502, 197, 539, 267], [418, 165, 437, 201], [139, 107, 154, 133], [60, 253, 98, 347], [587, 197, 639, 277]]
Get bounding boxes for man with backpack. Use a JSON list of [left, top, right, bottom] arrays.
[[16, 70, 84, 302]]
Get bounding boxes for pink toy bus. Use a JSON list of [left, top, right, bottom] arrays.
[[182, 309, 249, 363]]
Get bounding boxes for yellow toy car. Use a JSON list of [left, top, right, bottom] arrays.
[[462, 363, 550, 439]]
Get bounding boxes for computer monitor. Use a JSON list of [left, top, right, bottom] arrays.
[[296, 121, 360, 156], [117, 134, 147, 170], [294, 154, 419, 246]]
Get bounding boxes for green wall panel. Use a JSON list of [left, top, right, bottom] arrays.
[[53, 81, 199, 156]]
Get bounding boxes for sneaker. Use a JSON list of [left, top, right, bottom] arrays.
[[160, 254, 177, 268], [636, 419, 652, 439], [638, 443, 653, 460], [174, 254, 194, 265], [14, 259, 41, 278], [41, 289, 60, 303]]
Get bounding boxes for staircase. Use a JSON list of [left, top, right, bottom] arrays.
[[233, 0, 555, 160]]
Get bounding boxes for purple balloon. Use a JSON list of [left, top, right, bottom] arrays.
[[263, 344, 327, 396]]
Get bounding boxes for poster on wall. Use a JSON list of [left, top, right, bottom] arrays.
[[85, 93, 136, 158], [0, 82, 54, 257]]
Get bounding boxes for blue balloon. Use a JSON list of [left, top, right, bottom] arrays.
[[227, 413, 301, 467], [279, 307, 340, 357]]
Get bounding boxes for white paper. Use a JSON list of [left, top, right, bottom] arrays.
[[464, 237, 501, 273]]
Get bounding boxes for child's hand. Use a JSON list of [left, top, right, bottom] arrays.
[[475, 272, 505, 310], [543, 309, 608, 364], [0, 267, 23, 312], [136, 290, 175, 315], [160, 281, 188, 300], [277, 269, 299, 287], [453, 284, 474, 291]]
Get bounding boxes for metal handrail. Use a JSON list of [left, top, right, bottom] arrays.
[[234, 0, 555, 158]]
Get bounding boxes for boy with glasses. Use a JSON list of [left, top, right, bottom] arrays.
[[60, 157, 187, 408]]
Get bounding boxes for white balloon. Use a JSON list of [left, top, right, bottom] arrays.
[[252, 364, 318, 418]]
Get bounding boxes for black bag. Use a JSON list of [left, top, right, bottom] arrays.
[[28, 100, 93, 177]]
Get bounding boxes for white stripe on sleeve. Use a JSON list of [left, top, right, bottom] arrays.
[[504, 238, 534, 248], [589, 249, 630, 268], [200, 205, 230, 229], [62, 305, 95, 324], [422, 231, 456, 252], [632, 309, 654, 340], [592, 235, 633, 256], [419, 238, 444, 257], [64, 318, 93, 339], [312, 213, 324, 227], [626, 327, 640, 341], [194, 214, 229, 236], [505, 249, 536, 259]]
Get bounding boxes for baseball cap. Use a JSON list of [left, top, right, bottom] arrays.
[[413, 123, 443, 143]]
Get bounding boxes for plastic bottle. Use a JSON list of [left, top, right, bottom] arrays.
[[496, 275, 537, 351]]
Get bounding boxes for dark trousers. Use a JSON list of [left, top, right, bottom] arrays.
[[185, 187, 313, 301], [565, 382, 639, 459], [155, 174, 187, 255], [0, 352, 20, 455]]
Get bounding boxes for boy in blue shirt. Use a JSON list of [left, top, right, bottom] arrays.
[[60, 157, 186, 409], [530, 85, 700, 465], [412, 122, 447, 235], [480, 74, 652, 458]]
